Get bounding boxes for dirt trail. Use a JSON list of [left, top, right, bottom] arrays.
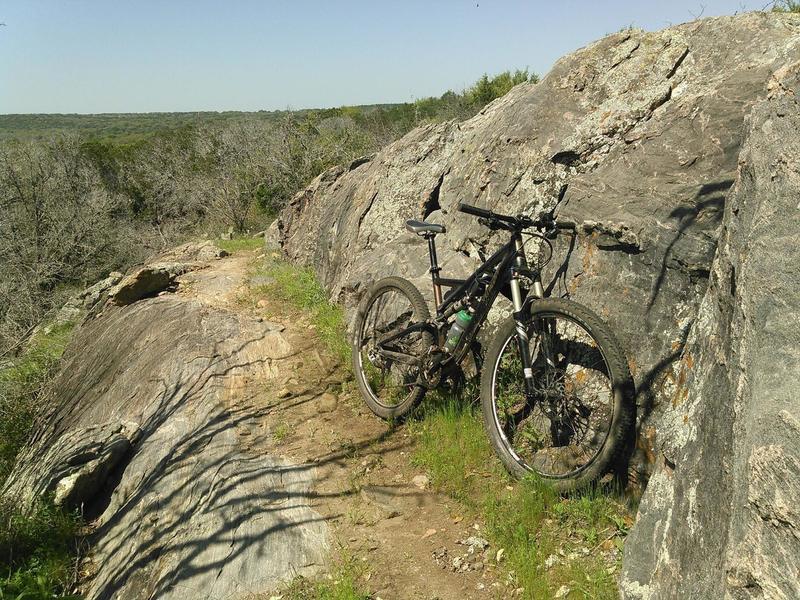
[[178, 249, 504, 599]]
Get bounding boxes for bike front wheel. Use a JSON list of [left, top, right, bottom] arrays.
[[480, 298, 634, 492], [352, 276, 433, 420]]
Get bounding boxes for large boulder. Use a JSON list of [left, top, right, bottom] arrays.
[[278, 12, 800, 481], [620, 69, 800, 600], [2, 256, 330, 599]]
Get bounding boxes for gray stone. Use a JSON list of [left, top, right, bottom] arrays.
[[2, 295, 330, 599], [109, 266, 176, 305], [79, 271, 124, 310], [277, 12, 800, 483], [621, 69, 800, 600], [316, 392, 338, 413]]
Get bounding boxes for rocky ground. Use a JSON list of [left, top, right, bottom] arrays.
[[5, 242, 540, 599]]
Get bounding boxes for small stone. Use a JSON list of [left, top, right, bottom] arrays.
[[555, 585, 570, 598], [545, 554, 558, 569], [496, 548, 505, 562], [317, 392, 338, 413], [257, 299, 268, 308], [464, 536, 490, 551], [412, 474, 430, 489], [422, 528, 437, 539]]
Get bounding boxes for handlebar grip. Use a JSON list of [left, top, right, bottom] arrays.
[[555, 219, 577, 231], [458, 202, 494, 219]]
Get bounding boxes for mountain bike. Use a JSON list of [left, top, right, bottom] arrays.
[[351, 200, 635, 491]]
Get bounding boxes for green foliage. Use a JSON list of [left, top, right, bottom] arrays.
[[466, 69, 538, 107], [411, 397, 503, 505], [0, 324, 80, 599], [0, 500, 82, 599], [772, 0, 800, 12], [0, 323, 82, 599], [0, 322, 74, 483], [411, 399, 626, 599], [279, 553, 370, 600], [254, 258, 350, 364]]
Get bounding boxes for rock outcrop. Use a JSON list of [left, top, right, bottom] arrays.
[[276, 11, 800, 596], [620, 68, 800, 600], [278, 13, 800, 480], [1, 250, 330, 600]]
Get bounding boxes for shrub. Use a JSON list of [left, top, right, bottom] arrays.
[[772, 0, 800, 12]]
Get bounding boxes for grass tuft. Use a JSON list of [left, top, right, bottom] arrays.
[[410, 396, 627, 599], [0, 322, 74, 483], [215, 236, 265, 254], [251, 257, 350, 364], [0, 499, 83, 599], [0, 321, 83, 599], [277, 552, 370, 600]]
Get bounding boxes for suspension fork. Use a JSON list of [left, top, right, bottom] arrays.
[[510, 234, 540, 395]]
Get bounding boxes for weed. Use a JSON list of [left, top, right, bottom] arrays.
[[272, 421, 292, 443], [0, 322, 74, 483], [0, 498, 83, 599], [278, 550, 370, 600], [251, 257, 350, 364], [0, 323, 83, 599], [411, 397, 629, 599]]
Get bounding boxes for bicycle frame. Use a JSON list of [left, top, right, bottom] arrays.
[[376, 229, 547, 392]]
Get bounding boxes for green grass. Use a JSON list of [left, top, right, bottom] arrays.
[[0, 322, 74, 482], [0, 500, 83, 599], [252, 257, 351, 364], [215, 236, 265, 254], [410, 397, 626, 599], [0, 322, 83, 599], [277, 553, 370, 600]]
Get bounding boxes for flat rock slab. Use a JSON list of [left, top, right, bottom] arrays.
[[2, 254, 330, 600]]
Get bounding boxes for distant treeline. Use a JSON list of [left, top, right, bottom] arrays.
[[0, 69, 537, 355], [0, 69, 538, 143]]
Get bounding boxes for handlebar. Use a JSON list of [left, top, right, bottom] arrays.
[[458, 201, 573, 235]]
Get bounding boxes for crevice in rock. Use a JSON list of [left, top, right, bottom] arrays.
[[422, 172, 445, 220], [596, 242, 644, 255], [667, 47, 691, 79], [83, 441, 137, 521], [348, 155, 373, 171], [356, 190, 380, 237], [551, 150, 582, 167], [650, 85, 673, 112]]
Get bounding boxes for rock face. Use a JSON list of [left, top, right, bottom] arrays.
[[1, 252, 330, 600], [276, 11, 800, 597], [278, 13, 800, 480], [620, 69, 800, 600]]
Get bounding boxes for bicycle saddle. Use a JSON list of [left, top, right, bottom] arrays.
[[405, 219, 446, 236]]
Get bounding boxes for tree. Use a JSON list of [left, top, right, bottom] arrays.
[[0, 136, 125, 352]]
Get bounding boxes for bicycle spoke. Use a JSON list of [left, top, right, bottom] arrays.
[[491, 311, 615, 479]]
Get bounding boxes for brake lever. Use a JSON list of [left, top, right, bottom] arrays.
[[478, 217, 504, 231]]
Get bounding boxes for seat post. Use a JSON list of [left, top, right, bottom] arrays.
[[426, 234, 443, 308]]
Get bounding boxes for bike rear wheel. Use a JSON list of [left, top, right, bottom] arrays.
[[352, 277, 433, 420], [480, 298, 634, 492]]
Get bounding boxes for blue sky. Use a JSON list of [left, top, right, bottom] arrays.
[[0, 0, 765, 114]]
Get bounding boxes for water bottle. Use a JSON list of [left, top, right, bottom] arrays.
[[444, 310, 473, 353]]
